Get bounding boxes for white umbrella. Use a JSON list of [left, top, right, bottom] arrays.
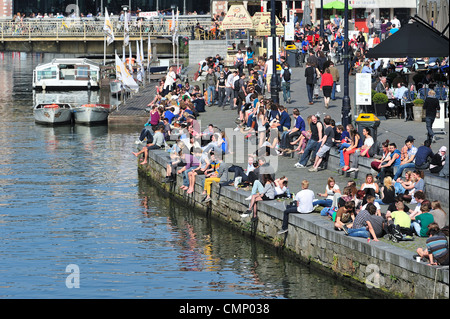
[[435, 0, 449, 37]]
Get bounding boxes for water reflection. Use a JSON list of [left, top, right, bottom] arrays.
[[136, 179, 367, 299], [0, 51, 369, 299]]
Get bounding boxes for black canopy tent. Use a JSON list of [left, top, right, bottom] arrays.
[[365, 16, 449, 58]]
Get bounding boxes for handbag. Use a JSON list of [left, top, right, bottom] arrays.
[[336, 84, 341, 93]]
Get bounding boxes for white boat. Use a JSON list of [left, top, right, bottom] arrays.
[[33, 58, 100, 90], [73, 104, 110, 124], [33, 103, 73, 125]]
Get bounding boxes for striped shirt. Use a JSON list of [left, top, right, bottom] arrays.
[[426, 234, 449, 265]]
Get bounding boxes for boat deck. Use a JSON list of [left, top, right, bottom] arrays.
[[108, 81, 157, 126]]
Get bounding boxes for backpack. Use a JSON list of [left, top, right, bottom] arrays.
[[283, 69, 291, 82], [233, 79, 240, 91]]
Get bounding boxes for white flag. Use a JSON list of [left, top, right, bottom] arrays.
[[136, 40, 142, 82], [128, 44, 133, 73], [103, 8, 114, 46], [115, 53, 139, 92], [147, 34, 152, 69], [123, 11, 129, 47]]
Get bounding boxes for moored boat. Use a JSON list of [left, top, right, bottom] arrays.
[[33, 58, 100, 90], [73, 104, 110, 124], [33, 103, 73, 125]]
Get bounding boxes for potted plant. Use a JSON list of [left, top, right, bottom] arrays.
[[413, 98, 425, 122], [372, 92, 389, 118]]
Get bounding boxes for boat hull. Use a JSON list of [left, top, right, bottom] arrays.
[[73, 105, 109, 124], [33, 105, 73, 125]]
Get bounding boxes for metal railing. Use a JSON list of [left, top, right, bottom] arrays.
[[0, 18, 212, 41]]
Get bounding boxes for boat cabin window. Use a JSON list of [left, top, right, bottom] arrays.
[[37, 67, 57, 81]]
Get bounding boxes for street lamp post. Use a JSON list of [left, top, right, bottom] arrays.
[[270, 0, 279, 103], [342, 0, 352, 127], [320, 0, 324, 37]]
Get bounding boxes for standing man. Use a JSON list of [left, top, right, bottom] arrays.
[[304, 62, 317, 105], [423, 90, 440, 143], [280, 62, 292, 104], [205, 68, 217, 106]]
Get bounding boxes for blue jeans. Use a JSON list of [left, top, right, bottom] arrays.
[[393, 162, 415, 181], [347, 227, 370, 238], [207, 85, 215, 105], [313, 199, 333, 207], [375, 199, 390, 205], [306, 84, 314, 103], [425, 116, 435, 141], [298, 139, 320, 166], [331, 81, 337, 100], [395, 182, 406, 195], [282, 81, 291, 102], [339, 143, 351, 166], [411, 221, 422, 236]]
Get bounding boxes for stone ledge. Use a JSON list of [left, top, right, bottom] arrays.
[[138, 148, 449, 299]]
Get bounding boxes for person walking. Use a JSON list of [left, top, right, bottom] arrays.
[[320, 68, 333, 108], [423, 90, 440, 143], [280, 62, 292, 104], [216, 71, 227, 108], [328, 61, 340, 101], [246, 47, 255, 73], [304, 62, 318, 105], [205, 68, 217, 106]]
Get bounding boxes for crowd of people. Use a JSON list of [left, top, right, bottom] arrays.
[[128, 12, 448, 267]]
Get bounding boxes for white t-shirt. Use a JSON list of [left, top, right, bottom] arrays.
[[364, 136, 374, 148], [295, 189, 315, 213], [275, 186, 287, 196], [326, 184, 340, 200]]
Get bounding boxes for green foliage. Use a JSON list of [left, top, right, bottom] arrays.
[[372, 92, 388, 104], [413, 98, 424, 106]]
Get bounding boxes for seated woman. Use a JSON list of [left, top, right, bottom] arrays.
[[274, 176, 289, 198], [346, 128, 374, 172], [360, 173, 379, 197], [341, 129, 362, 171], [394, 170, 414, 195], [241, 174, 276, 219], [313, 177, 341, 208], [376, 176, 396, 205]]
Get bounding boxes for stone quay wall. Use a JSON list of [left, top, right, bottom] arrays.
[[138, 148, 449, 299]]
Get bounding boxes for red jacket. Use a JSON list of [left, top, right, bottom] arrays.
[[320, 73, 334, 88]]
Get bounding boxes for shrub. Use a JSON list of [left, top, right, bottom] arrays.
[[373, 92, 389, 104], [413, 98, 424, 106]]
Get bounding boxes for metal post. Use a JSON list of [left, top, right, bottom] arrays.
[[342, 0, 351, 127], [320, 0, 324, 37], [270, 0, 279, 103]]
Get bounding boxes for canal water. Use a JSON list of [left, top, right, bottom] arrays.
[[0, 52, 366, 299]]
